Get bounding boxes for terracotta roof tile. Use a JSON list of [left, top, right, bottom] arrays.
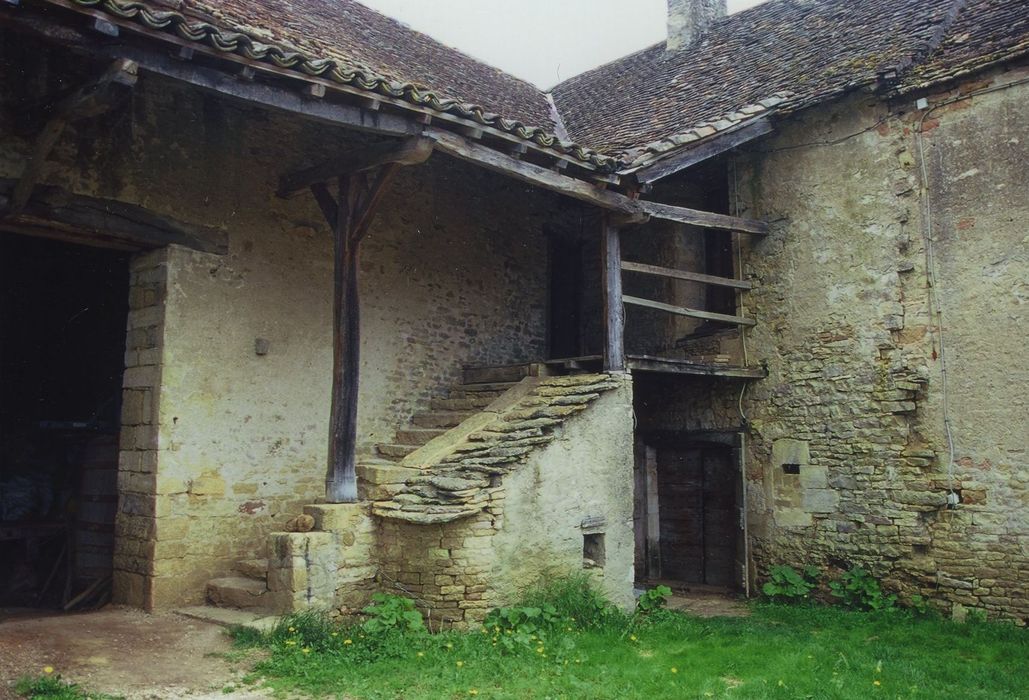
[[551, 0, 1029, 160]]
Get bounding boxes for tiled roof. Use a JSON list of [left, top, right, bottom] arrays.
[[60, 0, 618, 169], [900, 0, 1029, 90], [551, 0, 1029, 162]]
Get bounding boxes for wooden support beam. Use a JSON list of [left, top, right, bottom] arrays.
[[8, 58, 137, 215], [621, 260, 753, 290], [601, 216, 626, 372], [326, 176, 360, 504], [0, 180, 227, 254], [623, 294, 756, 327], [631, 118, 772, 184], [427, 127, 646, 221], [637, 200, 768, 235], [311, 162, 412, 503], [278, 136, 433, 198]]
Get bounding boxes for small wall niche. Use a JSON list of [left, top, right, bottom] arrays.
[[583, 533, 606, 569], [781, 463, 801, 475]]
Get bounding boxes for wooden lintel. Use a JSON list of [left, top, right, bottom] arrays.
[[0, 180, 227, 254], [637, 200, 768, 235], [427, 126, 646, 221], [621, 260, 753, 290], [623, 294, 756, 326], [9, 57, 137, 215], [631, 118, 773, 184], [278, 136, 433, 198]]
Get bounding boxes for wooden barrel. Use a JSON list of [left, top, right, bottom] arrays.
[[75, 434, 119, 580]]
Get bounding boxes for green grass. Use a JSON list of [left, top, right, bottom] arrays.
[[233, 588, 1028, 700], [14, 674, 120, 700]]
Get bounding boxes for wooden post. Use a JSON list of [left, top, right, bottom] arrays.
[[326, 177, 360, 503], [601, 215, 626, 372]]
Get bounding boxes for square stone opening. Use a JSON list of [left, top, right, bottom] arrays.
[[583, 533, 606, 569]]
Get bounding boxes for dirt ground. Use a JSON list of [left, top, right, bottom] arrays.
[[0, 606, 270, 699], [665, 591, 751, 617]]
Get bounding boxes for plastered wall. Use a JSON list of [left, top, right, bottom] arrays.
[[0, 64, 554, 606]]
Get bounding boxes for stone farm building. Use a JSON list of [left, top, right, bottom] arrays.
[[0, 0, 1026, 625]]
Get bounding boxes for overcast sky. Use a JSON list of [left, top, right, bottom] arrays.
[[359, 0, 767, 89]]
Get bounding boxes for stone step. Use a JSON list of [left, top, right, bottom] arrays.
[[206, 576, 270, 610], [463, 363, 540, 385], [411, 410, 477, 429], [431, 395, 497, 411], [175, 606, 280, 632], [376, 443, 418, 459], [395, 428, 448, 445], [234, 558, 268, 581], [450, 381, 520, 396]]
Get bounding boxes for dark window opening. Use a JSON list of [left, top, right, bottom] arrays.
[[781, 463, 801, 475], [583, 533, 606, 569]]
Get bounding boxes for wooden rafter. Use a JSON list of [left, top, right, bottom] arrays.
[[6, 57, 137, 215]]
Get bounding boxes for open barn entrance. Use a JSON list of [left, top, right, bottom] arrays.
[[634, 431, 745, 592], [0, 233, 129, 612]]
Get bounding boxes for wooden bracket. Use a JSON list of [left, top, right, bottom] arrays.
[[278, 136, 433, 198], [6, 58, 137, 216]]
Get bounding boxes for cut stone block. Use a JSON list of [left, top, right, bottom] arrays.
[[206, 576, 269, 610]]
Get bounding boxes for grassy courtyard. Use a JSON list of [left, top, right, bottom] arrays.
[[226, 583, 1025, 700], [16, 579, 1026, 700]]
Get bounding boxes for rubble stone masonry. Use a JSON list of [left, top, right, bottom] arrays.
[[733, 65, 1028, 621]]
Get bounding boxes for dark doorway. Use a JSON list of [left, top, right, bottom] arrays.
[[635, 435, 743, 590], [0, 233, 129, 610]]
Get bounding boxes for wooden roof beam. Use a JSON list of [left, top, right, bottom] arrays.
[[277, 136, 434, 198], [427, 126, 646, 221], [629, 118, 773, 185]]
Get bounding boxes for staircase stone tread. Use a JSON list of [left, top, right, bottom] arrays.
[[175, 606, 280, 631], [453, 382, 520, 392], [234, 558, 268, 580], [377, 443, 418, 458], [395, 428, 449, 445]]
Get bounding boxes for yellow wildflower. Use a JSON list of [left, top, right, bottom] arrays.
[[778, 680, 785, 687], [446, 642, 454, 649], [629, 635, 637, 641], [671, 667, 678, 674], [343, 639, 353, 645], [456, 660, 464, 668], [288, 626, 296, 633], [285, 639, 297, 646], [43, 667, 54, 675], [302, 647, 311, 654], [874, 680, 881, 687], [417, 651, 425, 657], [468, 690, 479, 696]]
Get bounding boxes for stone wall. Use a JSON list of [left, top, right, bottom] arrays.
[[112, 249, 168, 608], [376, 377, 636, 627], [730, 64, 1029, 620], [0, 58, 554, 607]]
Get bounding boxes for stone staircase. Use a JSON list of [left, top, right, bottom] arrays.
[[195, 363, 547, 615], [372, 379, 529, 463]]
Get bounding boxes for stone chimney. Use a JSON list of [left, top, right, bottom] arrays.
[[666, 0, 727, 51]]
